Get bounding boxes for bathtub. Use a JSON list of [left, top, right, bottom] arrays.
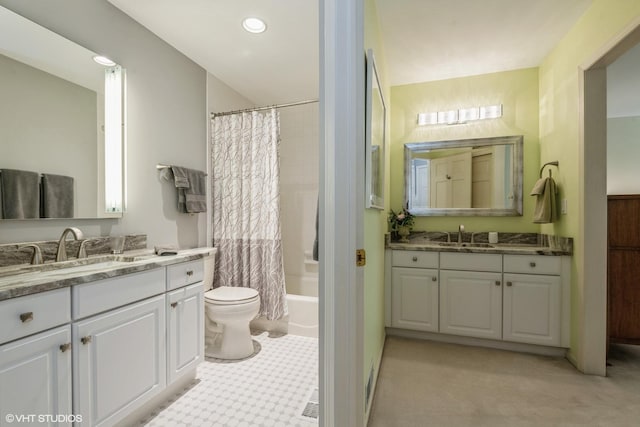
[[251, 293, 318, 338]]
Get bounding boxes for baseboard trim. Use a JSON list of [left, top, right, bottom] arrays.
[[364, 333, 386, 424], [386, 328, 568, 358]]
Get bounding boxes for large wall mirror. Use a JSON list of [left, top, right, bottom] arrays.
[[365, 49, 386, 210], [0, 6, 124, 220], [405, 135, 523, 216]]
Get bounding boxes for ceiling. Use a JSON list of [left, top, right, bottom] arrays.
[[105, 0, 626, 110]]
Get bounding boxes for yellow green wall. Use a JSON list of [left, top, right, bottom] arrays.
[[539, 0, 640, 362], [390, 68, 541, 233], [363, 0, 388, 410]]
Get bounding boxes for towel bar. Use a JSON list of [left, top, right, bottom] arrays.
[[539, 161, 559, 178]]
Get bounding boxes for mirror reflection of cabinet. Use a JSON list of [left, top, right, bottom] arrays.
[[405, 135, 523, 216], [0, 6, 124, 220]]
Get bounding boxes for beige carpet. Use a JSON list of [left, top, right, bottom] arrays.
[[368, 336, 640, 426]]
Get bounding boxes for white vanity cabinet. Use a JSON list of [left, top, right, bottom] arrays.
[[387, 249, 571, 350], [0, 288, 72, 426], [390, 251, 439, 332], [166, 261, 205, 384], [439, 253, 503, 340], [502, 255, 563, 346], [72, 272, 167, 427], [0, 326, 72, 426]]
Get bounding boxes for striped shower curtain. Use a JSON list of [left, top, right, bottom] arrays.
[[210, 109, 288, 320]]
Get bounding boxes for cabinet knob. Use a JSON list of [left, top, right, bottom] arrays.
[[530, 262, 536, 267], [506, 281, 513, 287], [186, 270, 194, 276], [412, 256, 418, 262], [171, 302, 178, 308], [432, 276, 437, 282], [81, 336, 92, 345], [495, 280, 501, 286], [59, 343, 71, 353], [19, 312, 34, 323]]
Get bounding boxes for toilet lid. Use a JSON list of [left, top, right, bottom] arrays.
[[205, 286, 259, 304]]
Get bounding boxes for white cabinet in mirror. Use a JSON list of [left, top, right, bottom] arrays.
[[0, 6, 124, 220]]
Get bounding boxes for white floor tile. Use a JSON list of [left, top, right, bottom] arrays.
[[141, 331, 318, 427]]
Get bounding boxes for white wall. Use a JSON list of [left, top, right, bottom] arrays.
[[279, 103, 319, 296], [0, 0, 207, 248], [607, 116, 640, 194]]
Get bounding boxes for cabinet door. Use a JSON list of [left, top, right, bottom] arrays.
[[391, 267, 439, 332], [503, 274, 561, 346], [73, 295, 166, 427], [440, 270, 502, 340], [167, 282, 204, 384], [0, 326, 72, 426]]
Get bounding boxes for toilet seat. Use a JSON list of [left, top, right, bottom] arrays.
[[205, 286, 259, 305]]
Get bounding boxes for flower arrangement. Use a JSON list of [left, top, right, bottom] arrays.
[[388, 208, 415, 232]]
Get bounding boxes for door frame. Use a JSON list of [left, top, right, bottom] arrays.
[[319, 0, 365, 425], [579, 16, 640, 375]]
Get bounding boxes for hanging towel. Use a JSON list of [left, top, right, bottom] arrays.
[[530, 176, 558, 223], [0, 169, 40, 219], [171, 166, 207, 213], [41, 173, 74, 218]]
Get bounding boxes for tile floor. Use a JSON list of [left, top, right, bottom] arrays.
[[140, 331, 318, 427]]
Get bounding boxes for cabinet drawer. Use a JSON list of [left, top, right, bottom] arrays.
[[72, 268, 165, 319], [167, 259, 204, 291], [503, 255, 561, 275], [440, 252, 502, 272], [0, 288, 70, 344], [392, 251, 438, 269]]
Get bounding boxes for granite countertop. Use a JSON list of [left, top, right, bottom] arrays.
[[386, 242, 571, 256], [386, 231, 573, 256], [0, 247, 217, 302]]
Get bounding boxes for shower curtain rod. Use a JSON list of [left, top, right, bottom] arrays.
[[210, 99, 318, 118]]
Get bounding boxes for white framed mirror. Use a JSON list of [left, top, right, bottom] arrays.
[[0, 6, 124, 220], [365, 49, 386, 210], [405, 135, 523, 216]]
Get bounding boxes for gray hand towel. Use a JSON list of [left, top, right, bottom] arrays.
[[530, 176, 558, 223], [170, 166, 190, 188], [183, 168, 207, 213], [0, 169, 40, 219], [169, 166, 206, 213], [41, 173, 74, 218]]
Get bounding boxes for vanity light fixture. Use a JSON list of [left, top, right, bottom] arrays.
[[417, 104, 502, 126], [242, 17, 267, 34], [104, 65, 123, 213], [92, 55, 116, 66]]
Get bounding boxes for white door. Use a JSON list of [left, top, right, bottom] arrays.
[[472, 152, 493, 208], [440, 270, 502, 340], [503, 274, 562, 346], [391, 267, 439, 332], [430, 152, 472, 208], [0, 326, 72, 427], [167, 282, 204, 384], [73, 295, 166, 427]]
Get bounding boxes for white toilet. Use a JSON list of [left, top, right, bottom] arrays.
[[204, 286, 261, 360]]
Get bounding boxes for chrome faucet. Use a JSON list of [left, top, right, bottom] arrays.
[[56, 227, 84, 262], [457, 224, 465, 244]]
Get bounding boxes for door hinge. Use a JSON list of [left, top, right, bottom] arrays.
[[356, 249, 366, 267]]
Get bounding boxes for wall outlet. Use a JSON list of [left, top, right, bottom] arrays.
[[561, 199, 568, 214]]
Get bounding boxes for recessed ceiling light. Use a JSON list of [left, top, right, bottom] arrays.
[[242, 17, 266, 34], [93, 55, 116, 66]]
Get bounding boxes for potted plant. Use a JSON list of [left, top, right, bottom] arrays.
[[388, 208, 415, 243]]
